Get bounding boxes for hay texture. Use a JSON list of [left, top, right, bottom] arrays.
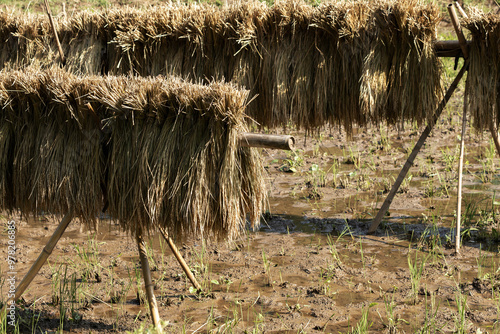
[[0, 67, 265, 241], [0, 0, 442, 132], [463, 9, 500, 131], [361, 0, 442, 126]]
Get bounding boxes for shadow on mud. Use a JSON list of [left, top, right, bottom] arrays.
[[259, 213, 500, 253]]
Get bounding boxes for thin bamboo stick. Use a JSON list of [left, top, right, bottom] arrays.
[[368, 61, 470, 234], [449, 2, 470, 254], [448, 5, 469, 59], [43, 0, 65, 66], [0, 210, 74, 317], [158, 227, 202, 291], [455, 1, 468, 18], [456, 94, 468, 254], [136, 231, 163, 332]]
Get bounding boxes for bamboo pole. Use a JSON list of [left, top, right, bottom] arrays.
[[239, 133, 295, 151], [136, 231, 163, 332], [368, 61, 469, 234], [489, 123, 500, 158], [158, 227, 202, 291], [450, 4, 468, 254], [43, 0, 65, 66], [434, 40, 469, 58], [455, 1, 468, 18], [456, 94, 468, 254], [448, 5, 469, 59], [0, 210, 74, 317], [449, 2, 471, 254]]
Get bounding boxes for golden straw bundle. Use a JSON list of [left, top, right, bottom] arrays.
[[0, 67, 265, 240], [0, 1, 443, 132], [361, 0, 442, 126], [0, 67, 103, 223], [463, 9, 500, 131]]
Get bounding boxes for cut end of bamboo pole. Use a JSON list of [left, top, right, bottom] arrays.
[[239, 133, 295, 151]]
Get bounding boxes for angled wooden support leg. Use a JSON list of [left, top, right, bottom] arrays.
[[1, 210, 74, 317], [368, 61, 469, 234], [489, 123, 500, 159], [136, 231, 163, 332], [158, 227, 202, 291]]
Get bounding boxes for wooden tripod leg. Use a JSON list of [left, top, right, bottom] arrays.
[[489, 123, 500, 159], [136, 231, 162, 332], [1, 210, 74, 317], [158, 227, 201, 291], [368, 62, 469, 234]]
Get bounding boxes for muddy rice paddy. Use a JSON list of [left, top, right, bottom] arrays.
[[2, 1, 500, 333], [4, 93, 500, 333]]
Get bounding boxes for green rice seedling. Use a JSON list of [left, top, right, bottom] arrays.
[[347, 302, 376, 334], [307, 164, 328, 188], [70, 233, 103, 282], [343, 147, 361, 170], [379, 287, 407, 333], [191, 241, 212, 292], [204, 306, 221, 332], [453, 290, 469, 334], [416, 217, 444, 264], [416, 293, 445, 334], [253, 311, 265, 333], [378, 124, 391, 152], [330, 159, 341, 188], [30, 301, 41, 334], [145, 240, 159, 272], [408, 250, 429, 304], [441, 146, 459, 172], [49, 262, 62, 306], [366, 155, 378, 172], [326, 234, 342, 267], [125, 321, 169, 334], [134, 266, 146, 305]]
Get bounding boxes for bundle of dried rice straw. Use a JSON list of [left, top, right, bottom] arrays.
[[463, 9, 500, 131], [0, 67, 265, 241], [0, 0, 443, 132]]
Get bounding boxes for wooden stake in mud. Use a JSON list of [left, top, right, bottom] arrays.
[[368, 61, 469, 234], [0, 210, 74, 317], [43, 0, 65, 66], [158, 227, 202, 291], [136, 230, 163, 332]]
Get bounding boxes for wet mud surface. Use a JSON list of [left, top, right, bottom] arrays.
[[3, 106, 500, 333]]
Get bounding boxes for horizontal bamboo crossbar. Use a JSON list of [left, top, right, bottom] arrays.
[[434, 40, 470, 58], [239, 133, 295, 150]]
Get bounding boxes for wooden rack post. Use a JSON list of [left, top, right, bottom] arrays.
[[136, 231, 163, 332], [368, 61, 469, 234], [158, 227, 202, 291]]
